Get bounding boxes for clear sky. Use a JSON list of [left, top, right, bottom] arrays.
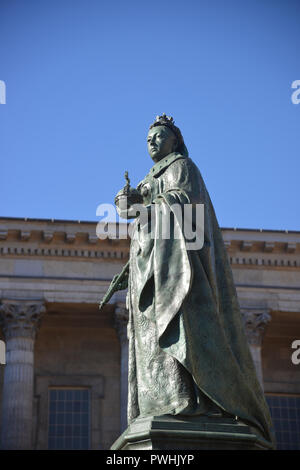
[[1, 0, 299, 230]]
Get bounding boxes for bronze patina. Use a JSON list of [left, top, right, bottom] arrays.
[[101, 114, 276, 448]]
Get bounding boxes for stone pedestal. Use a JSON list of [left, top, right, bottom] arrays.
[[0, 299, 45, 449], [111, 414, 273, 450]]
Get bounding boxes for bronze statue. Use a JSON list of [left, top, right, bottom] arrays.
[[102, 114, 275, 448]]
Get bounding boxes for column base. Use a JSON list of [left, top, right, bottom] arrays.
[[111, 414, 273, 450]]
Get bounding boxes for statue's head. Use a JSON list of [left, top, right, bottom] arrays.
[[147, 114, 188, 162]]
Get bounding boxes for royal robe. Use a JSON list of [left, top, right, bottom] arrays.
[[126, 151, 275, 447]]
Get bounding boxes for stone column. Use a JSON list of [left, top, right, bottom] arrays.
[[0, 300, 45, 449], [114, 303, 129, 433], [241, 308, 271, 388]]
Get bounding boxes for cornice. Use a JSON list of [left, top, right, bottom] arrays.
[[221, 232, 300, 268], [0, 219, 299, 265], [0, 221, 130, 260], [223, 239, 299, 254], [0, 244, 129, 261]]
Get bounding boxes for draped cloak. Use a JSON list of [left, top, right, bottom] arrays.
[[126, 151, 275, 447]]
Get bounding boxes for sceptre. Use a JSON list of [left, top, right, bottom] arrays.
[[99, 171, 132, 311], [99, 260, 129, 311]]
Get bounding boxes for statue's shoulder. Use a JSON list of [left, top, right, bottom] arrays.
[[165, 155, 207, 199], [166, 155, 198, 175]]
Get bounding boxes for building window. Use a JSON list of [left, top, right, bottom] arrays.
[[266, 394, 300, 450], [48, 388, 90, 450]]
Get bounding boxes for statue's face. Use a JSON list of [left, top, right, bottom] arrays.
[[147, 125, 177, 162]]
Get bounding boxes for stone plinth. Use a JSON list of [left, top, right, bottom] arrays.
[[111, 414, 273, 451]]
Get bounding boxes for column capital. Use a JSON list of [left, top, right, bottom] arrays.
[[241, 307, 271, 346], [114, 303, 129, 344], [0, 299, 45, 340]]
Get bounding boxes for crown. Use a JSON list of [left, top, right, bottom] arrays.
[[154, 113, 175, 127]]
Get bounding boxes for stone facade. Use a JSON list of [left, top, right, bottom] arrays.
[[0, 217, 299, 449]]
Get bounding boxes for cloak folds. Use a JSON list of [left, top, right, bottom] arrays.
[[126, 152, 275, 447]]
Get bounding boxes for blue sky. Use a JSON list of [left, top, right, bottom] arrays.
[[1, 0, 299, 230]]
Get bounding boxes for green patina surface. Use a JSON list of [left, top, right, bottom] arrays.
[[108, 115, 276, 449]]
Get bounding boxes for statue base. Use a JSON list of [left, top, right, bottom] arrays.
[[111, 414, 273, 450]]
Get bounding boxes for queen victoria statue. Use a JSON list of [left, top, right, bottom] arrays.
[[103, 114, 275, 450]]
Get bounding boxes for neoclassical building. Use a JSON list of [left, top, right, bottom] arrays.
[[0, 216, 299, 450]]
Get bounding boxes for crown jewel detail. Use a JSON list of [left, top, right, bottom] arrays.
[[154, 113, 175, 127]]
